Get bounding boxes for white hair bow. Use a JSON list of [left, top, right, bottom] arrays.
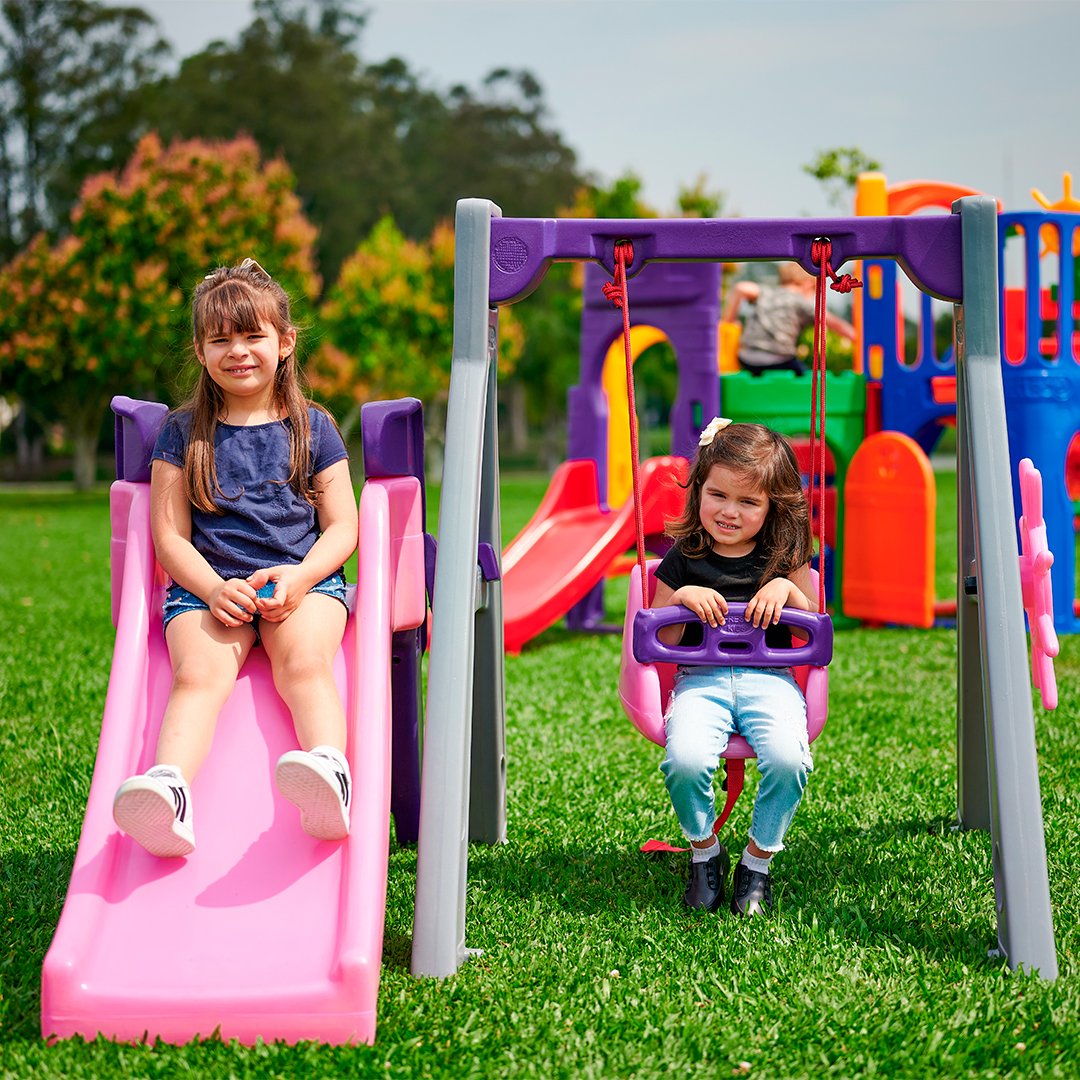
[[698, 416, 732, 447]]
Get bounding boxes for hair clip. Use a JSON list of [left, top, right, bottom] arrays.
[[698, 416, 732, 447], [239, 257, 271, 280], [204, 258, 272, 282]]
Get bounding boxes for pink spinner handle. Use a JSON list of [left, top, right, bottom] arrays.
[[1017, 458, 1058, 710]]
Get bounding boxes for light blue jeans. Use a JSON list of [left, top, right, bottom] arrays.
[[661, 665, 813, 851]]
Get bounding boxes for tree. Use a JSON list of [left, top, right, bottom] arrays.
[[312, 215, 522, 459], [394, 66, 580, 241], [0, 133, 319, 488], [567, 171, 657, 220], [142, 0, 581, 282], [0, 0, 169, 260], [677, 174, 725, 219], [802, 146, 882, 211], [140, 0, 378, 281]]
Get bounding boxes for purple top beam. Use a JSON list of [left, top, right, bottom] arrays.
[[488, 216, 963, 306]]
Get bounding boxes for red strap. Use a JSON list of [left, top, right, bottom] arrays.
[[808, 241, 862, 614], [640, 760, 745, 852], [602, 241, 649, 611], [712, 759, 745, 833]]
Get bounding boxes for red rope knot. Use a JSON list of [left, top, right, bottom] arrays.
[[601, 279, 624, 307], [810, 237, 862, 293], [829, 272, 862, 294], [601, 240, 635, 309]]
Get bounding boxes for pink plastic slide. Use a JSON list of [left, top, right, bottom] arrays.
[[41, 474, 426, 1046], [501, 456, 687, 653]]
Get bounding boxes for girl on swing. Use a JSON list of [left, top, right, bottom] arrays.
[[653, 417, 817, 916]]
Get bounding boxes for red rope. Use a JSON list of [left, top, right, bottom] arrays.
[[602, 240, 649, 610], [808, 240, 862, 614]]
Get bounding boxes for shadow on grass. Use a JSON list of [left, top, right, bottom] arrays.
[[782, 814, 1002, 968], [461, 812, 1008, 969], [0, 845, 77, 1042], [467, 841, 691, 916]]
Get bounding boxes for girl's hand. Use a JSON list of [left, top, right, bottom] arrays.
[[671, 585, 728, 627], [247, 565, 310, 623], [745, 578, 796, 628], [208, 578, 259, 628]]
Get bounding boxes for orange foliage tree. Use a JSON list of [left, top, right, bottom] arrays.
[[312, 216, 522, 452], [0, 133, 319, 488]]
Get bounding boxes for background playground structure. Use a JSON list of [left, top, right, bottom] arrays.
[[500, 172, 1080, 646], [850, 172, 1080, 634]]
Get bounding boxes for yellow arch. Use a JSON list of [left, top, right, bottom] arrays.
[[602, 325, 667, 507], [602, 322, 733, 506]]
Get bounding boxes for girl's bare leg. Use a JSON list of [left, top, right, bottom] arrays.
[[157, 611, 256, 780], [259, 593, 348, 752]]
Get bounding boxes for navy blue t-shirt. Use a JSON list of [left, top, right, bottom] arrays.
[[152, 407, 348, 581]]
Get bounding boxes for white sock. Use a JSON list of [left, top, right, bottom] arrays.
[[741, 847, 772, 875], [691, 837, 721, 863]]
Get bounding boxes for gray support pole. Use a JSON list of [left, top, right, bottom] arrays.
[[469, 324, 508, 844], [412, 199, 501, 978], [956, 368, 991, 831], [954, 196, 1058, 978]]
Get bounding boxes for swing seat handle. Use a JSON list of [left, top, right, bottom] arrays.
[[632, 603, 833, 668]]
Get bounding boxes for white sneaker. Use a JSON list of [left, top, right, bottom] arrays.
[[113, 766, 195, 857], [275, 747, 351, 841]]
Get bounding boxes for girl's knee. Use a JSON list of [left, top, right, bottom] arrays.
[[757, 740, 813, 784], [661, 736, 715, 786], [272, 648, 334, 690], [171, 656, 235, 695]]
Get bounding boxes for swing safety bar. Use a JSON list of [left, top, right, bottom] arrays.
[[633, 605, 834, 669]]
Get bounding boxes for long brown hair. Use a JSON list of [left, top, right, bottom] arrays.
[[178, 260, 331, 513], [667, 422, 812, 584]]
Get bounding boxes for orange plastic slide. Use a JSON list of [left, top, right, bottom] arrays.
[[502, 456, 688, 653]]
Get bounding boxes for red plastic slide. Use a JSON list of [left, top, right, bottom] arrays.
[[502, 456, 687, 653]]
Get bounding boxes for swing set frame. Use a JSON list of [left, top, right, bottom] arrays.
[[410, 197, 1058, 982]]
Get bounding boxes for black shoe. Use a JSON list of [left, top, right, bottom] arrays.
[[683, 844, 730, 912], [730, 861, 773, 917]]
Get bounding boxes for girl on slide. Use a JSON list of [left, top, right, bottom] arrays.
[[113, 259, 358, 857]]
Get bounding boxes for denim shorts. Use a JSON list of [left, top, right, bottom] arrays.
[[162, 570, 349, 641]]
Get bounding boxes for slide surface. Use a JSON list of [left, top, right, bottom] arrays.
[[41, 475, 424, 1046], [501, 456, 687, 653]]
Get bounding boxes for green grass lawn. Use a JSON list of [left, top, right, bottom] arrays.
[[1, 475, 1078, 1078]]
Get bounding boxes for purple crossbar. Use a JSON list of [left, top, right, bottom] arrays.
[[633, 603, 833, 668], [488, 216, 963, 305]]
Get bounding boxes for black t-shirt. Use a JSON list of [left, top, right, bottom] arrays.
[[654, 543, 793, 649]]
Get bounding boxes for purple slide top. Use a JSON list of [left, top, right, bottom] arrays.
[[633, 603, 833, 668], [362, 397, 425, 486], [112, 396, 168, 483], [488, 216, 963, 306]]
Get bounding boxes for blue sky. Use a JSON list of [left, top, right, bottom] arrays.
[[137, 0, 1080, 219]]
